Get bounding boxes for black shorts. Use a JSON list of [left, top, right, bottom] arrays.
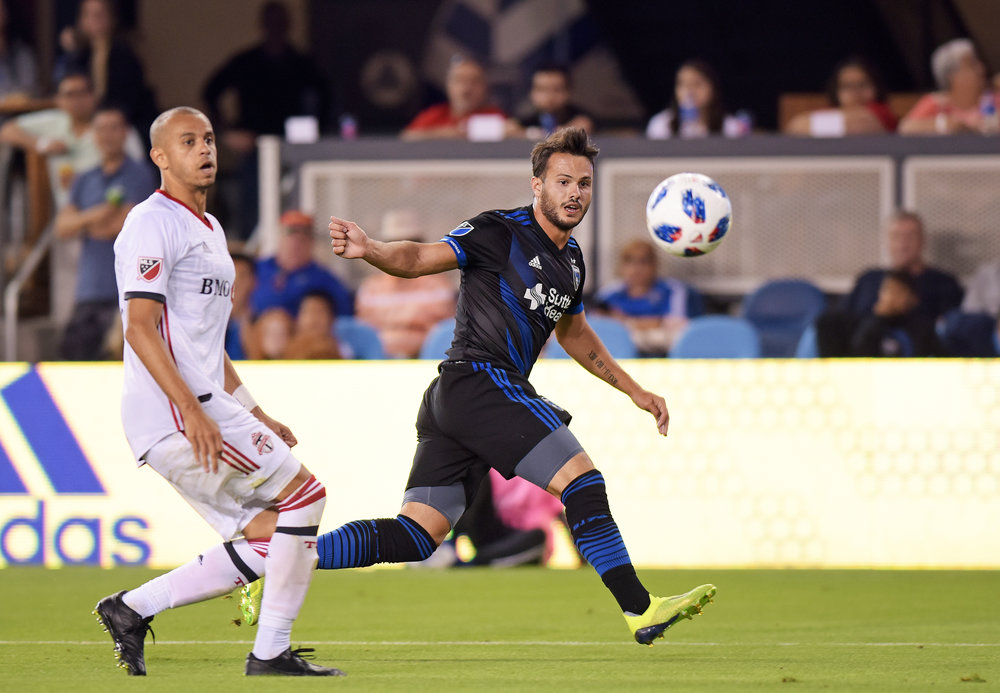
[[406, 360, 580, 505]]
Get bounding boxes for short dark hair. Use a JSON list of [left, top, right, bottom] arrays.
[[298, 290, 337, 318], [530, 127, 599, 178], [532, 62, 572, 86], [230, 252, 256, 273]]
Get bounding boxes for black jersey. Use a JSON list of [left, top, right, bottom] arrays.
[[439, 205, 586, 376]]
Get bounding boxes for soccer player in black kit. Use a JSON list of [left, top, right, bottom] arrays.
[[317, 128, 715, 645]]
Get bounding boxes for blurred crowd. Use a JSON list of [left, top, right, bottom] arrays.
[[1, 1, 999, 367]]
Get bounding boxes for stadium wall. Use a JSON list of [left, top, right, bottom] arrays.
[[0, 360, 997, 569]]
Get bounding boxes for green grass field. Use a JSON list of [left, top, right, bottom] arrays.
[[1, 567, 997, 691]]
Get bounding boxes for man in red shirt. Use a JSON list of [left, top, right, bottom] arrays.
[[401, 56, 507, 140]]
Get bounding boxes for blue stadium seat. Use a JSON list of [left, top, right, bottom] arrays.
[[740, 279, 826, 358], [545, 315, 639, 359], [419, 317, 456, 360], [334, 317, 385, 359], [794, 323, 819, 358], [669, 315, 761, 359]]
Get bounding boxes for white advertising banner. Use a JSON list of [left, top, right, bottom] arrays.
[[0, 360, 997, 568]]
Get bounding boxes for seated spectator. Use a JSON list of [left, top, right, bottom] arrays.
[[53, 105, 155, 360], [816, 210, 963, 356], [202, 0, 330, 240], [899, 38, 999, 135], [283, 290, 342, 360], [225, 253, 257, 360], [595, 239, 704, 356], [401, 55, 509, 141], [0, 71, 144, 206], [849, 270, 944, 357], [785, 56, 898, 136], [54, 0, 157, 134], [250, 209, 353, 318], [510, 63, 595, 139], [646, 59, 749, 139], [354, 209, 456, 358], [0, 0, 37, 106], [245, 307, 294, 360], [962, 260, 1000, 317]]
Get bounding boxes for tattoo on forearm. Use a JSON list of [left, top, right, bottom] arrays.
[[588, 350, 617, 385]]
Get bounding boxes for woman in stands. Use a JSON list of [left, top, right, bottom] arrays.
[[785, 56, 897, 136]]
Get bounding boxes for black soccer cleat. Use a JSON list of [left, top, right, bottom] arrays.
[[93, 590, 154, 675], [245, 647, 346, 676]]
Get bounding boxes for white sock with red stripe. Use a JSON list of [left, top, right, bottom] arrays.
[[252, 475, 326, 660], [122, 538, 269, 618]]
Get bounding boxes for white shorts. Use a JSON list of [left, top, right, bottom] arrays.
[[144, 413, 301, 541]]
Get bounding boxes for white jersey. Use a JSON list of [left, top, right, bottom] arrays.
[[114, 189, 245, 462]]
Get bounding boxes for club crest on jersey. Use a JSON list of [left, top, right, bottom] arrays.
[[138, 257, 162, 282], [571, 263, 581, 291], [448, 221, 473, 237], [250, 431, 273, 455]]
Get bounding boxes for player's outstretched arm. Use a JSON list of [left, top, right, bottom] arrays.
[[125, 297, 224, 470], [329, 215, 458, 278], [554, 310, 669, 436], [222, 353, 297, 447]]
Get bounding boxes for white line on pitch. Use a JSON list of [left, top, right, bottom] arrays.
[[1, 640, 999, 647]]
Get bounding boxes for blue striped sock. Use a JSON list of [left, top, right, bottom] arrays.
[[317, 516, 435, 570], [562, 470, 648, 613]]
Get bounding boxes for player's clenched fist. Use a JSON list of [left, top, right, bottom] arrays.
[[329, 215, 369, 259]]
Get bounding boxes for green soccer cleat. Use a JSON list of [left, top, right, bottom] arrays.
[[239, 578, 263, 627], [624, 584, 716, 646]]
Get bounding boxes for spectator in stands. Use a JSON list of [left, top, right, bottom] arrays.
[[203, 1, 330, 240], [0, 0, 37, 106], [784, 56, 898, 136], [899, 38, 999, 135], [250, 209, 353, 318], [53, 105, 155, 360], [283, 291, 342, 360], [354, 209, 456, 358], [646, 59, 749, 139], [848, 270, 944, 357], [401, 55, 509, 141], [0, 71, 144, 206], [816, 210, 963, 356], [54, 0, 157, 134], [596, 239, 704, 356], [245, 307, 294, 360], [510, 63, 595, 139], [225, 253, 257, 360]]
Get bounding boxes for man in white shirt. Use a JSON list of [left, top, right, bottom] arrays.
[[94, 106, 341, 677]]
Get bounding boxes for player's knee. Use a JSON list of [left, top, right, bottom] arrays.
[[276, 474, 327, 527], [394, 514, 438, 561]]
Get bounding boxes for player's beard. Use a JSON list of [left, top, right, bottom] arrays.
[[538, 190, 586, 232]]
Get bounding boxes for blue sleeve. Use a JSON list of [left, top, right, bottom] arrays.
[[439, 212, 509, 272]]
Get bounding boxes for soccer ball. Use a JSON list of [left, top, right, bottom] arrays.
[[645, 173, 732, 257]]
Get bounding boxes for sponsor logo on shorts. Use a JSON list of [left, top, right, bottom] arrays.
[[138, 257, 163, 282], [250, 431, 273, 455]]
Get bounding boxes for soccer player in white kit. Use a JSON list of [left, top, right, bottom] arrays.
[[93, 107, 342, 677]]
